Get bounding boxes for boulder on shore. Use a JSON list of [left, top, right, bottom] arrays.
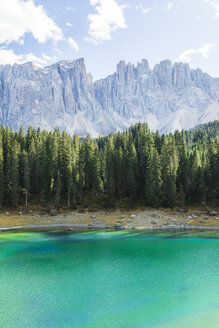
[[49, 210, 57, 216], [115, 223, 121, 229], [209, 211, 217, 216], [174, 207, 186, 213], [151, 220, 157, 225]]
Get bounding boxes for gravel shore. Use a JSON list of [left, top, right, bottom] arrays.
[[0, 207, 219, 232]]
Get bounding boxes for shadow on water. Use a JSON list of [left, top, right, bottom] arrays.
[[43, 229, 219, 241]]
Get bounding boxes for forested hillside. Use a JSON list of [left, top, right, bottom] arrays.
[[186, 120, 219, 146], [0, 121, 218, 209]]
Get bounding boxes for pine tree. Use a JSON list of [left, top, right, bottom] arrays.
[[9, 140, 20, 207], [125, 141, 138, 206], [104, 138, 115, 207], [145, 148, 161, 207], [55, 171, 62, 208], [71, 135, 80, 206], [160, 138, 178, 207], [20, 150, 31, 206], [59, 131, 73, 206], [176, 131, 189, 201], [206, 140, 217, 202]]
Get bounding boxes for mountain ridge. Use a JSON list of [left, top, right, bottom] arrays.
[[0, 58, 219, 137]]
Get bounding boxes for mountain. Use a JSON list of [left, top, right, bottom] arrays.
[[0, 58, 219, 137]]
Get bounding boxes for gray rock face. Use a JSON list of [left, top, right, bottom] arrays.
[[0, 58, 219, 137]]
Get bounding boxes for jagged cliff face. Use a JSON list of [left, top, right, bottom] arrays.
[[0, 58, 219, 136]]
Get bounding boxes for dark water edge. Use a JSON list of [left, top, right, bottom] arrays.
[[2, 223, 219, 234]]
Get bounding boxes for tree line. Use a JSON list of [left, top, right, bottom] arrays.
[[0, 121, 218, 209]]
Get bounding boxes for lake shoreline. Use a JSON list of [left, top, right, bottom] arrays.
[[2, 223, 219, 233], [0, 206, 219, 233]]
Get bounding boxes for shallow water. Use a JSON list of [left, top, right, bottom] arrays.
[[1, 231, 219, 328]]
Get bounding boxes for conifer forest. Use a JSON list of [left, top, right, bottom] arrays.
[[0, 121, 218, 209]]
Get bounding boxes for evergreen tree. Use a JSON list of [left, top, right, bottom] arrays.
[[145, 148, 161, 207], [104, 138, 115, 207], [9, 140, 20, 207], [125, 141, 138, 206], [21, 150, 30, 206]]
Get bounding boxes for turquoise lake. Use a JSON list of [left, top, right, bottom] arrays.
[[1, 230, 219, 328]]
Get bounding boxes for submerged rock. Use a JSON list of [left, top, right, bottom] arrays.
[[89, 222, 106, 229]]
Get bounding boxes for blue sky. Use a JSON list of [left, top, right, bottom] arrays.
[[0, 0, 219, 80]]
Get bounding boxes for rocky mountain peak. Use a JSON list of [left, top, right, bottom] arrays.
[[136, 59, 150, 76], [0, 57, 218, 137]]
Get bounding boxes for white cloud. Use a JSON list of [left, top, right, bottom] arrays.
[[0, 0, 63, 45], [198, 43, 216, 57], [135, 4, 152, 14], [177, 49, 197, 62], [86, 0, 127, 44], [0, 48, 56, 66], [203, 0, 219, 17], [211, 2, 219, 17], [68, 37, 79, 52], [66, 22, 72, 27], [176, 43, 216, 62], [66, 6, 75, 12], [54, 48, 63, 55], [136, 2, 173, 14], [167, 2, 173, 10]]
